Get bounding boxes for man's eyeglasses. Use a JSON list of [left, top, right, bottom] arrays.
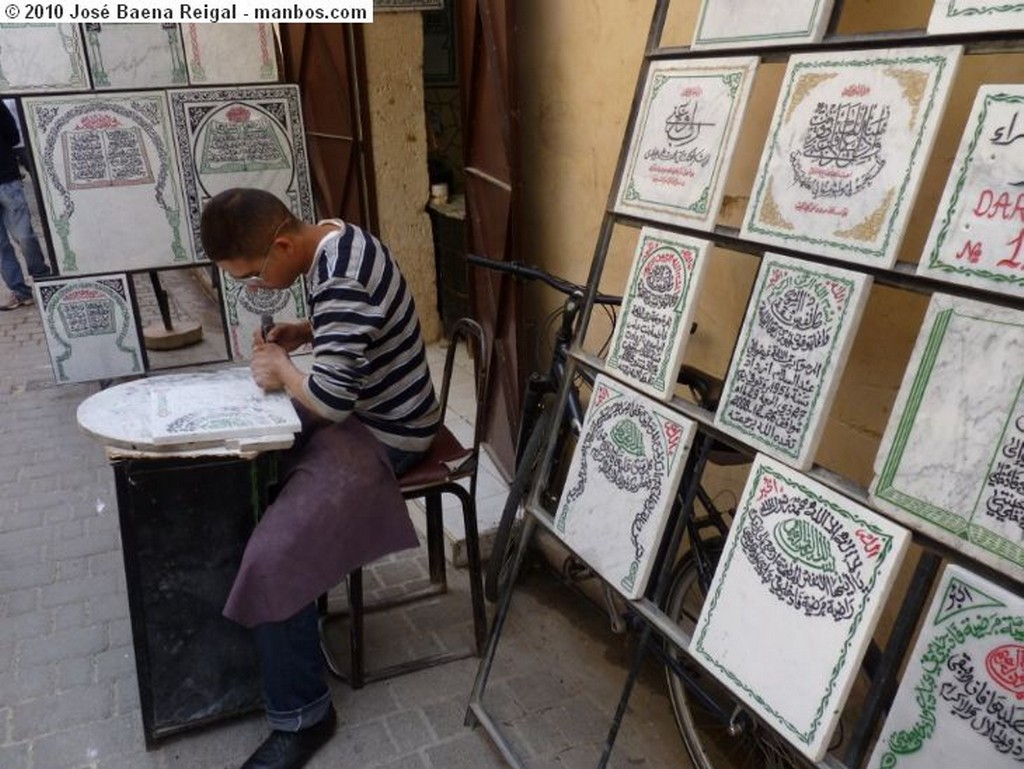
[[238, 218, 288, 287]]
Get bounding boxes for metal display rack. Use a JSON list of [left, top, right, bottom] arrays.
[[468, 2, 1024, 768]]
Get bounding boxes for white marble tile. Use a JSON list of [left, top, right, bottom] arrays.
[[167, 85, 315, 261], [605, 228, 712, 401], [928, 0, 1024, 33], [614, 56, 757, 231], [553, 375, 697, 600], [221, 274, 310, 361], [182, 24, 278, 85], [866, 564, 1024, 768], [149, 368, 301, 445], [715, 253, 871, 470], [741, 46, 962, 269], [0, 24, 89, 93], [918, 86, 1024, 298], [691, 0, 835, 49], [82, 23, 188, 90], [34, 274, 144, 384], [871, 294, 1024, 583], [691, 453, 910, 762], [23, 92, 194, 275]]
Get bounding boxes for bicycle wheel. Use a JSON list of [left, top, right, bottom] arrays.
[[664, 540, 816, 769], [484, 404, 556, 602]]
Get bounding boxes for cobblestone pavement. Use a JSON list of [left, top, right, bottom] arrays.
[[0, 247, 691, 769]]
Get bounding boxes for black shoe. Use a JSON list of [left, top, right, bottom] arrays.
[[241, 705, 337, 769]]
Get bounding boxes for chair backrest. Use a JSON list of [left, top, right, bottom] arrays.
[[436, 317, 490, 466]]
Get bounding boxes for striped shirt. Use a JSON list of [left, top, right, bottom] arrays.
[[304, 220, 440, 452]]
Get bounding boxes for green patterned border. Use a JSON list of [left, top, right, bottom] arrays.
[[618, 62, 751, 225], [925, 92, 1024, 289], [745, 53, 953, 261], [944, 0, 1024, 18], [694, 462, 896, 747], [874, 307, 1024, 569], [695, 0, 829, 45], [717, 258, 858, 461]]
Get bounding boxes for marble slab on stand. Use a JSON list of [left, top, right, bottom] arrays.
[[23, 92, 194, 275], [866, 564, 1024, 768], [182, 24, 278, 85], [149, 368, 301, 445], [0, 24, 89, 93], [553, 374, 697, 600], [741, 46, 962, 268], [221, 275, 309, 361], [691, 0, 835, 49], [871, 293, 1024, 583], [82, 23, 188, 90], [928, 0, 1024, 34], [614, 56, 757, 231], [34, 274, 144, 384], [168, 85, 315, 262], [691, 453, 910, 761], [918, 86, 1024, 299], [715, 253, 871, 470], [605, 228, 712, 401]]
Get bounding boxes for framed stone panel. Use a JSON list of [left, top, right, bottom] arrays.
[[23, 92, 193, 275], [871, 293, 1024, 583], [221, 274, 309, 361], [928, 0, 1024, 34], [866, 564, 1024, 768], [692, 453, 910, 762], [83, 23, 188, 90], [691, 0, 835, 49], [741, 46, 962, 269], [34, 274, 145, 384], [182, 23, 279, 85], [168, 85, 315, 261], [918, 86, 1024, 298], [605, 228, 712, 401], [0, 24, 89, 93], [614, 56, 758, 231], [715, 253, 871, 470], [554, 375, 697, 600]]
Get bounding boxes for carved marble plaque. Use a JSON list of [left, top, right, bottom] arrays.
[[692, 453, 910, 762], [741, 46, 962, 268], [866, 564, 1024, 768], [919, 87, 1024, 298], [715, 253, 871, 470], [34, 275, 144, 384], [928, 0, 1024, 34], [554, 375, 697, 600], [221, 274, 309, 361], [0, 24, 89, 93], [614, 57, 758, 231], [168, 85, 314, 261], [605, 229, 712, 400], [149, 367, 301, 445], [182, 24, 278, 85], [83, 23, 188, 90], [23, 92, 194, 275], [691, 0, 836, 49], [872, 294, 1024, 582]]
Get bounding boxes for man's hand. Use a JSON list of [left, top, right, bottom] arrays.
[[251, 320, 312, 353], [250, 342, 293, 391]]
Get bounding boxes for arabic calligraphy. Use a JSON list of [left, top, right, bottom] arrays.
[[992, 110, 1024, 147], [790, 100, 890, 199], [939, 651, 1024, 758], [978, 414, 1024, 531]]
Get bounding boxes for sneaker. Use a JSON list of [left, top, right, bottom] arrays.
[[0, 296, 33, 311]]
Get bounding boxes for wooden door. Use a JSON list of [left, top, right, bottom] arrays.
[[279, 24, 377, 230], [458, 0, 520, 476]]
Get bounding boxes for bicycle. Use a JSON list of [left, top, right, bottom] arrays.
[[468, 254, 821, 769]]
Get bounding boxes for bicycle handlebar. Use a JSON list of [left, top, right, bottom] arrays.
[[467, 253, 621, 305]]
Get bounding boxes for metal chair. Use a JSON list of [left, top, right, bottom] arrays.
[[318, 318, 490, 688]]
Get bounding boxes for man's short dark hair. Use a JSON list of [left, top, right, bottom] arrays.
[[200, 188, 298, 262]]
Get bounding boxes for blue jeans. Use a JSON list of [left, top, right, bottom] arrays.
[[251, 444, 424, 731], [0, 180, 49, 300]]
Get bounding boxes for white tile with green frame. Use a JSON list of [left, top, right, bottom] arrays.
[[0, 24, 89, 93], [82, 22, 188, 91], [927, 0, 1024, 34], [690, 0, 835, 50]]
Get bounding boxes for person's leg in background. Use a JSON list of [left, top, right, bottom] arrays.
[[0, 179, 49, 280], [0, 215, 33, 309]]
